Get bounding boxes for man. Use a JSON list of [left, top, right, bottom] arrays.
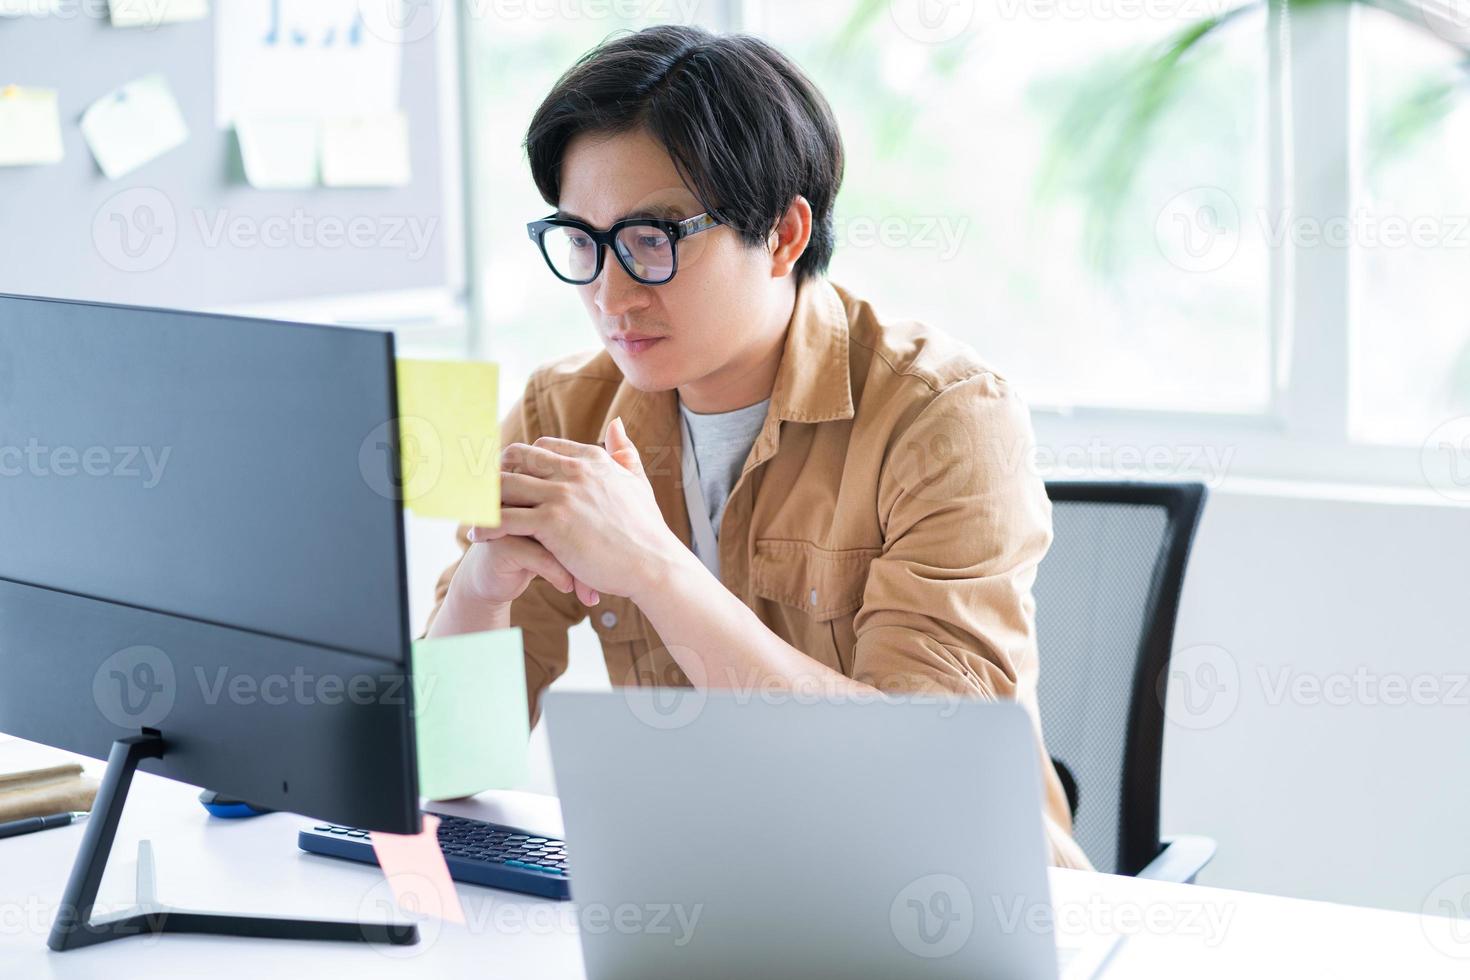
[[425, 25, 1090, 869]]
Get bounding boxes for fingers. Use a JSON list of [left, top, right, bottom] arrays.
[[486, 507, 539, 538], [469, 519, 600, 607], [501, 442, 590, 478], [528, 436, 603, 459], [603, 416, 644, 477], [492, 535, 574, 594], [466, 509, 541, 542], [499, 471, 561, 506], [467, 522, 512, 543]]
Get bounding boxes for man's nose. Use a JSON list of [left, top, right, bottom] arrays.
[[593, 250, 651, 317]]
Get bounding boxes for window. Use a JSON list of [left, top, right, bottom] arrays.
[[459, 1, 1470, 490], [753, 1, 1271, 414], [1351, 6, 1470, 447]]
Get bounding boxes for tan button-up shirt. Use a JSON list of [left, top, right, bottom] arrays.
[[427, 278, 1091, 870]]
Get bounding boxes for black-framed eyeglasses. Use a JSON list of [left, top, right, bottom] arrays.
[[525, 211, 722, 286]]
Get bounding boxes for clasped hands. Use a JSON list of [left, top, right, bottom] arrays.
[[460, 417, 687, 611]]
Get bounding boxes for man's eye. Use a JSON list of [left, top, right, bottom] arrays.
[[638, 235, 669, 250], [568, 235, 593, 249]]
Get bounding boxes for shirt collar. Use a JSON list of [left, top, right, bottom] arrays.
[[766, 277, 855, 424]]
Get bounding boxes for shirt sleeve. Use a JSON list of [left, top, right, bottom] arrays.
[[421, 372, 591, 729], [850, 372, 1090, 869]]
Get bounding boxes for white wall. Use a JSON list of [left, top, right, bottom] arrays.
[[1160, 486, 1470, 914], [406, 486, 1470, 916]]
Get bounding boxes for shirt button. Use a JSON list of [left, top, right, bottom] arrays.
[[600, 611, 618, 628], [809, 589, 818, 606]]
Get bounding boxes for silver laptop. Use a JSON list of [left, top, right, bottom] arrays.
[[544, 690, 1120, 979]]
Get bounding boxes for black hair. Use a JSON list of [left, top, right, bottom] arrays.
[[525, 25, 844, 283]]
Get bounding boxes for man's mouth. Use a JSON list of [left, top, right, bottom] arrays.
[[609, 334, 666, 355]]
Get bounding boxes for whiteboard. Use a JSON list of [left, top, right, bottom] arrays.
[[0, 4, 457, 310]]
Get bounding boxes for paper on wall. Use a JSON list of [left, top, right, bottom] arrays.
[[0, 86, 64, 166], [235, 116, 318, 189], [321, 112, 410, 187], [108, 0, 208, 27], [0, 0, 60, 15], [80, 74, 189, 179], [215, 0, 401, 129]]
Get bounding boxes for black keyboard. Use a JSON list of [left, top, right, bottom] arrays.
[[298, 812, 571, 900]]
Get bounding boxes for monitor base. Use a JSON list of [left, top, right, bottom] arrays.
[[47, 734, 419, 951]]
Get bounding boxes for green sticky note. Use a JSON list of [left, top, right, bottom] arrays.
[[80, 74, 189, 179], [394, 358, 500, 527], [0, 86, 64, 166], [412, 628, 529, 800], [236, 117, 319, 190]]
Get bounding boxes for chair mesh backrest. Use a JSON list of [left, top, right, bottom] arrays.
[[1034, 500, 1170, 875]]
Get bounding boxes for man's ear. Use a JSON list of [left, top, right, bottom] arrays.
[[769, 195, 813, 279]]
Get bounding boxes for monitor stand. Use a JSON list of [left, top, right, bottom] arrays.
[[47, 733, 420, 951]]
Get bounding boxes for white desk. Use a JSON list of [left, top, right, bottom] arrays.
[[1, 736, 1465, 978]]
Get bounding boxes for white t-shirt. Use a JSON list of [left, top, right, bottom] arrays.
[[677, 395, 770, 569]]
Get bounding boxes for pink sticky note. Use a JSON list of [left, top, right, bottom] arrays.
[[370, 813, 465, 924]]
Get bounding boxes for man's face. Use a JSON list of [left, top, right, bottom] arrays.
[[557, 127, 779, 394]]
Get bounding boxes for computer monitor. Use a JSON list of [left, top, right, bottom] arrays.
[[0, 293, 422, 950]]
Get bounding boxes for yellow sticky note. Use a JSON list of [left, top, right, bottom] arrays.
[[0, 86, 63, 166], [394, 359, 500, 527], [236, 116, 319, 189], [108, 0, 207, 27], [80, 74, 189, 179], [412, 628, 528, 800], [321, 112, 410, 188]]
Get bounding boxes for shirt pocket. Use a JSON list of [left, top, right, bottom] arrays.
[[750, 540, 881, 675]]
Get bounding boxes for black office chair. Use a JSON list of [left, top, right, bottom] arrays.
[[1035, 481, 1216, 883]]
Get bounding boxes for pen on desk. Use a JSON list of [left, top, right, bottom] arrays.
[[0, 811, 90, 841]]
